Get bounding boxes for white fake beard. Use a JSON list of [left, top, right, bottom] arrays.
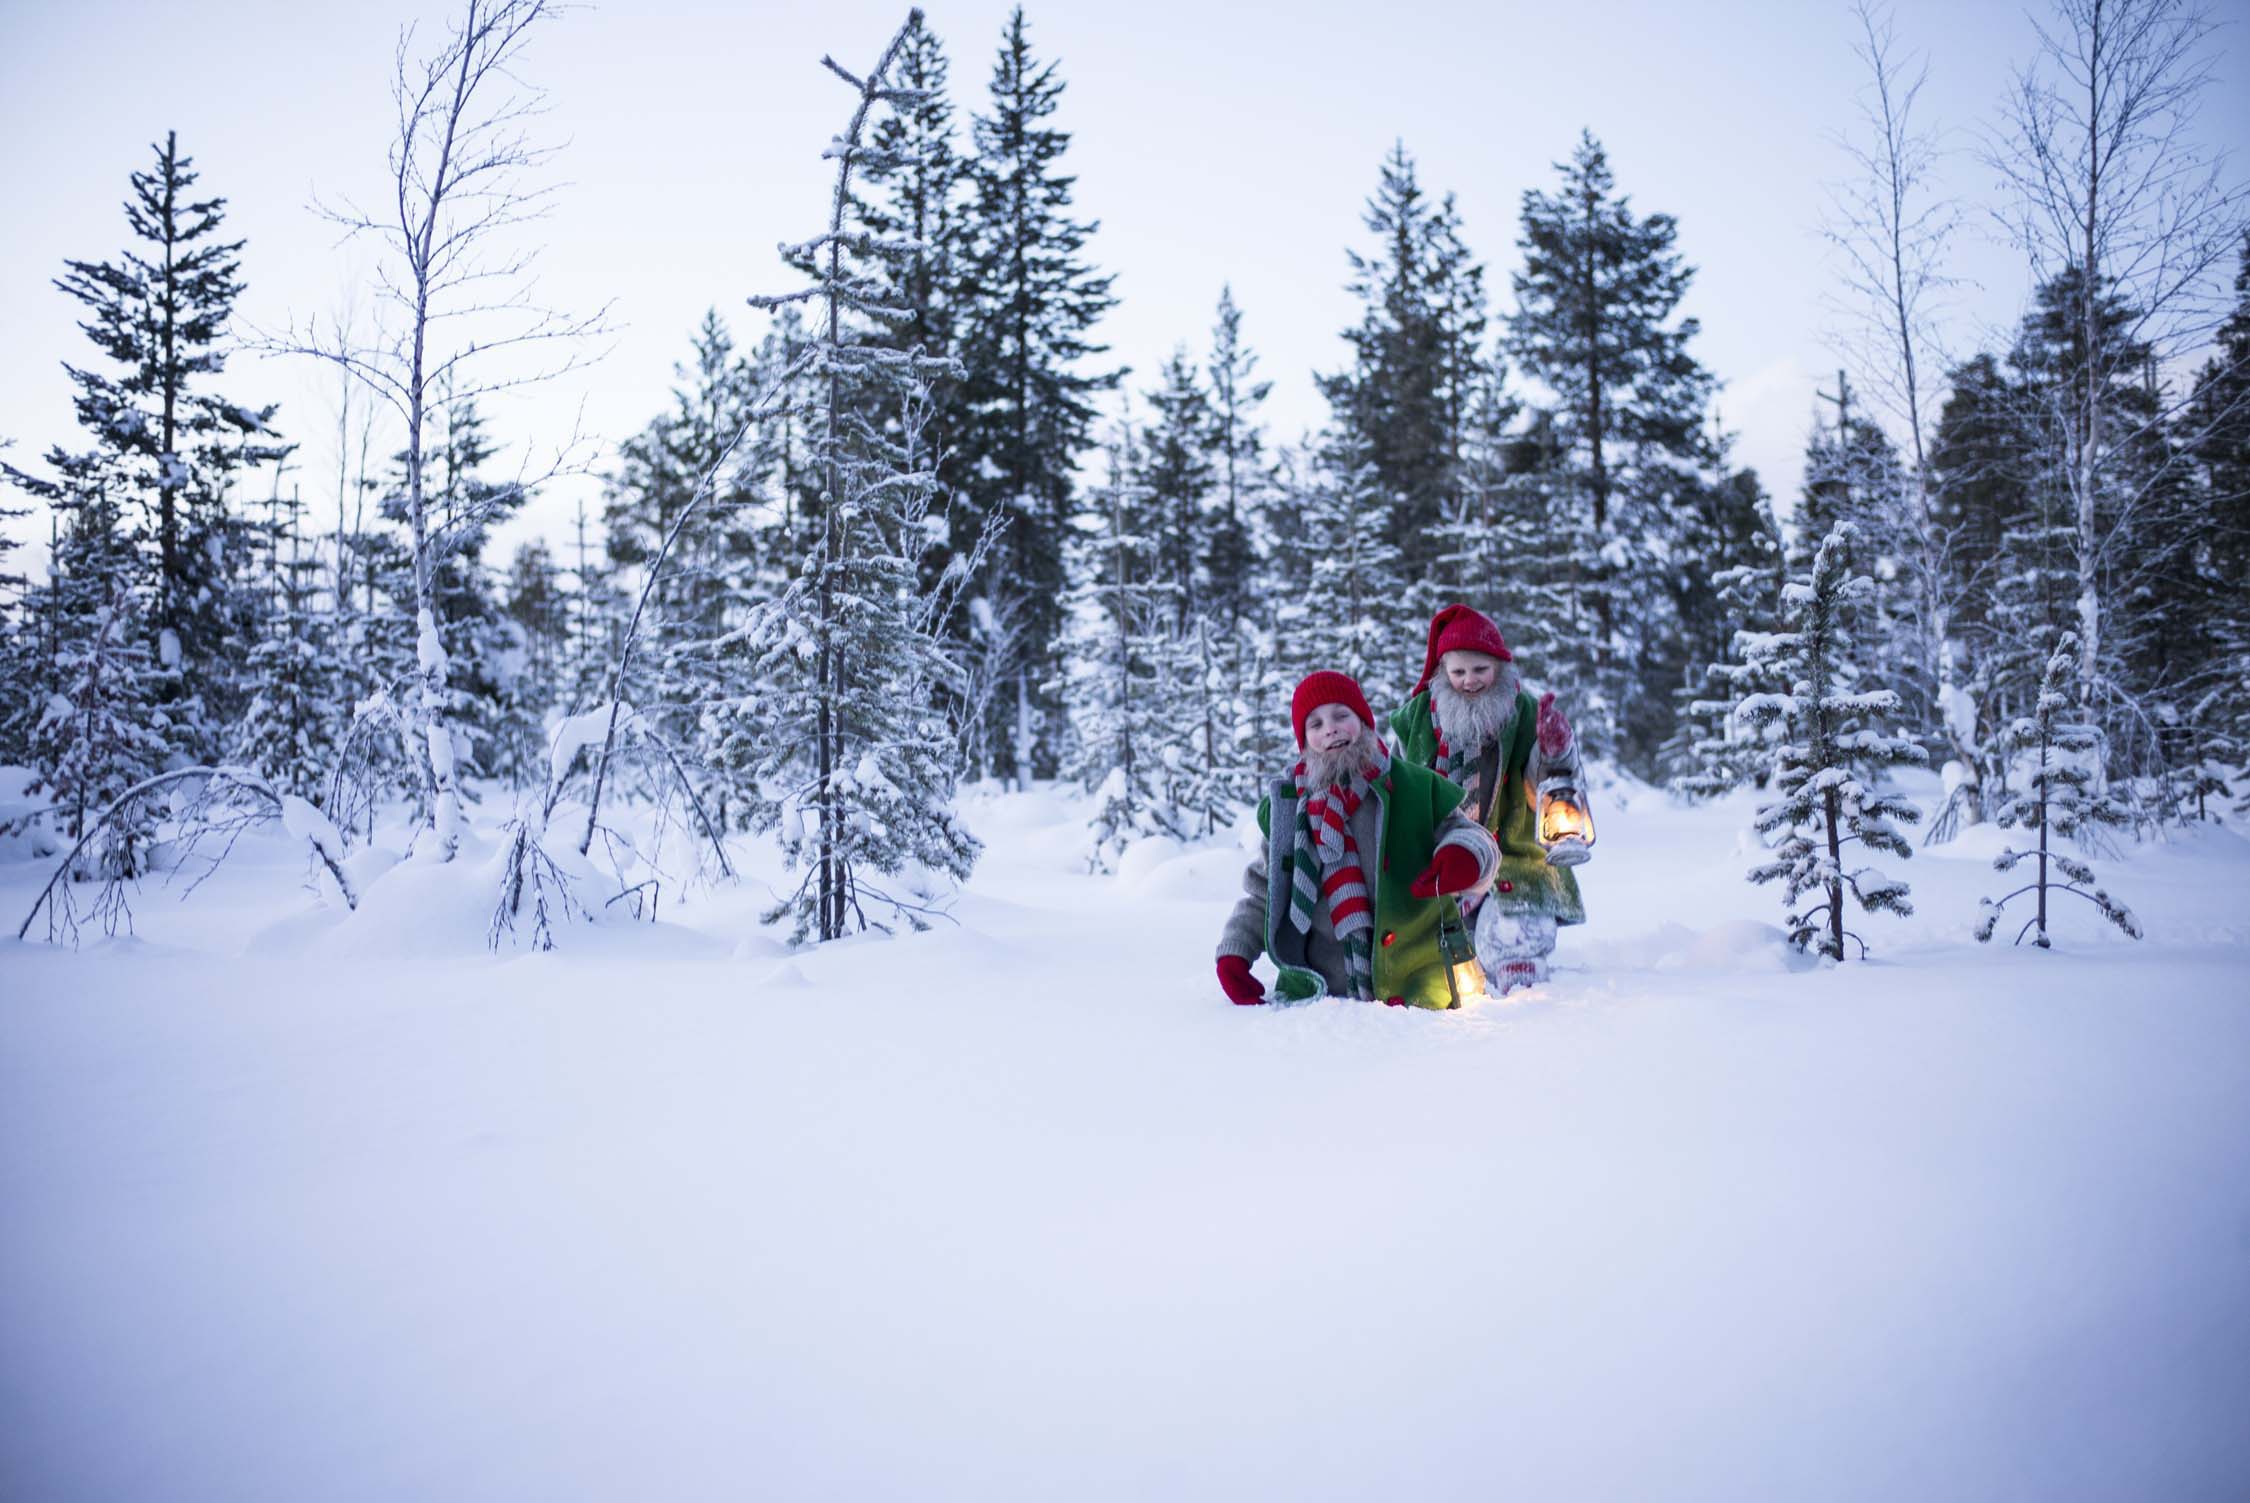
[[1430, 673, 1517, 752], [1301, 723, 1373, 790]]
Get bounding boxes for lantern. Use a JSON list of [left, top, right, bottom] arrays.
[[1438, 902, 1486, 1008], [1536, 773, 1596, 866]]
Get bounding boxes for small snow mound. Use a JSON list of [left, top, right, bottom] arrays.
[[1671, 918, 1815, 972], [242, 904, 350, 954], [1114, 834, 1186, 888], [1612, 919, 1816, 973], [731, 933, 790, 962], [1921, 821, 2015, 863]]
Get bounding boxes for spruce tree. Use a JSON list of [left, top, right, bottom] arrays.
[[1421, 357, 1525, 609], [1739, 522, 1925, 960], [500, 538, 571, 787], [1060, 428, 1177, 868], [1671, 558, 1789, 799], [1506, 130, 1715, 769], [1976, 633, 2142, 948], [2182, 236, 2250, 811], [230, 484, 348, 799], [708, 15, 991, 942], [954, 5, 1119, 781], [0, 445, 30, 767], [385, 391, 532, 800], [1291, 433, 1410, 705], [2, 133, 286, 757], [853, 9, 968, 563], [1204, 284, 1270, 633], [1140, 347, 1217, 632], [1318, 145, 1488, 584], [602, 310, 775, 787], [26, 493, 171, 879], [1668, 446, 1788, 794]]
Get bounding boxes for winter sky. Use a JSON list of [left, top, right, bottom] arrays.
[[4, 0, 2247, 570]]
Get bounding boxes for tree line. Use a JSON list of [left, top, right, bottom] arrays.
[[2, 0, 2243, 949]]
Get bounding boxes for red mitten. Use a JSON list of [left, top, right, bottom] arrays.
[[1410, 844, 1481, 898], [1217, 954, 1267, 1006], [1536, 691, 1574, 760]]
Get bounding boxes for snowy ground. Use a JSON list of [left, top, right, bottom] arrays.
[[4, 775, 2248, 1501]]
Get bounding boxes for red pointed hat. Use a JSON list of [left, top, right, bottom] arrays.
[[1290, 670, 1375, 749], [1412, 604, 1512, 696]]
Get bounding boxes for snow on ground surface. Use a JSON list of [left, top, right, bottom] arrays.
[[4, 774, 2249, 1501]]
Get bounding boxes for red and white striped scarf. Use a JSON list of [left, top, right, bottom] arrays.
[[1289, 735, 1389, 1000]]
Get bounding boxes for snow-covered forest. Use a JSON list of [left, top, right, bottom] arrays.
[[3, 0, 2247, 1497]]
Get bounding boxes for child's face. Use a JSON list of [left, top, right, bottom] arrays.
[[1303, 703, 1363, 754], [1444, 651, 1501, 696]]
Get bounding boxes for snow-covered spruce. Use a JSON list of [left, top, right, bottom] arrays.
[[704, 11, 996, 944], [1061, 422, 1179, 871], [1975, 634, 2142, 949], [1736, 522, 1924, 960], [0, 131, 287, 770], [1672, 559, 1788, 799]]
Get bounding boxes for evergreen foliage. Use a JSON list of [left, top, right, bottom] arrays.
[[1975, 633, 2142, 948], [952, 5, 1119, 780], [1505, 131, 1718, 767], [1739, 523, 1925, 960]]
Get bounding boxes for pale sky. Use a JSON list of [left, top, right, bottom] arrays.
[[4, 0, 2247, 574]]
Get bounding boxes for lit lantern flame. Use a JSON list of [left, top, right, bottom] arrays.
[[1438, 906, 1484, 1008], [1537, 774, 1596, 864]]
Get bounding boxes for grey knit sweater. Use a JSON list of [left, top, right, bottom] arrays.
[[1214, 796, 1498, 984]]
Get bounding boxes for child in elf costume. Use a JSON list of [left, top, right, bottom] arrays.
[[1215, 671, 1499, 1008], [1387, 605, 1590, 995]]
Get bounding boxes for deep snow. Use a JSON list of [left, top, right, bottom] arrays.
[[3, 776, 2248, 1501]]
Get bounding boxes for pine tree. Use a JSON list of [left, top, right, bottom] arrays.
[[1317, 144, 1492, 591], [709, 15, 992, 942], [0, 444, 31, 768], [1672, 558, 1789, 798], [26, 493, 171, 879], [853, 9, 968, 571], [1203, 284, 1270, 633], [602, 310, 776, 791], [953, 6, 1120, 782], [229, 483, 348, 799], [1140, 348, 1217, 632], [499, 538, 570, 787], [2181, 236, 2250, 812], [1669, 444, 1788, 795], [1739, 522, 1925, 960], [1506, 130, 1715, 769], [1792, 392, 1926, 726], [385, 391, 533, 799], [1924, 351, 2037, 836], [1290, 433, 1410, 705], [1420, 357, 1524, 608], [1060, 428, 1177, 868], [1, 133, 285, 758], [1976, 633, 2142, 948]]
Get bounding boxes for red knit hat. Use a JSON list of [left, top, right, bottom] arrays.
[[1290, 670, 1375, 748], [1411, 604, 1512, 696]]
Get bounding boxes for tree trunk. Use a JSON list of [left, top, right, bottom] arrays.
[[158, 131, 181, 637], [1824, 782, 1846, 960]]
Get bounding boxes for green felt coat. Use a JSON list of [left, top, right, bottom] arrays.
[[1253, 755, 1474, 1010], [1387, 689, 1585, 926]]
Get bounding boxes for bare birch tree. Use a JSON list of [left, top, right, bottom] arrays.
[[268, 0, 607, 860], [1988, 0, 2246, 726], [1824, 0, 1980, 831]]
